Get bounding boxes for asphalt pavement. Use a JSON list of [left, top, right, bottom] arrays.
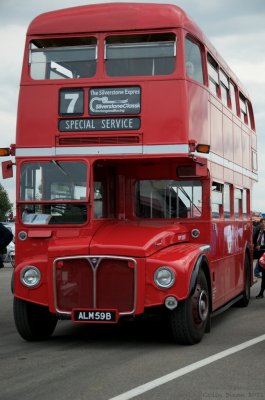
[[1, 264, 265, 400]]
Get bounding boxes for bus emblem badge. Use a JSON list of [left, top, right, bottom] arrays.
[[90, 257, 99, 268]]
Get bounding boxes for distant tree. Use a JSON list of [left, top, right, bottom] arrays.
[[0, 183, 13, 221]]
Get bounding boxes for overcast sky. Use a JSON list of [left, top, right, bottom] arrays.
[[0, 0, 265, 212]]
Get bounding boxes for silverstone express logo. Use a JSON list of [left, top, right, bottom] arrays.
[[89, 87, 140, 115]]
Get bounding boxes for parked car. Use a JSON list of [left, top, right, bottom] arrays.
[[1, 222, 15, 267]]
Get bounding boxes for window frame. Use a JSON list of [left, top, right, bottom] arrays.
[[224, 183, 231, 219], [104, 32, 177, 77], [220, 69, 230, 107], [184, 35, 204, 84], [19, 160, 89, 225], [211, 181, 223, 219], [229, 81, 238, 116], [207, 54, 220, 97], [242, 188, 249, 219], [234, 188, 242, 219], [135, 179, 203, 219], [29, 36, 98, 80], [239, 93, 248, 125]]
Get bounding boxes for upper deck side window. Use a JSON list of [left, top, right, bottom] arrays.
[[239, 92, 255, 130], [207, 54, 219, 96], [239, 93, 248, 124], [105, 33, 176, 77], [247, 100, 256, 131], [185, 36, 204, 84], [206, 54, 254, 129], [220, 69, 230, 107], [29, 37, 97, 80], [230, 81, 238, 115]]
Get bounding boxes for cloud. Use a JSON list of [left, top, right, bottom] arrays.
[[0, 25, 25, 116], [212, 31, 265, 64], [0, 110, 16, 146]]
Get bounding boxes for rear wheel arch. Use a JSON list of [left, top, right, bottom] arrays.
[[170, 268, 210, 344], [169, 254, 212, 345]]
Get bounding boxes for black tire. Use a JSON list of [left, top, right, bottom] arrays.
[[13, 297, 57, 341], [170, 269, 209, 345], [236, 256, 250, 307], [11, 271, 14, 294]]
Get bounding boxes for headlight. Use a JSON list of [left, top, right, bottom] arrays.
[[20, 266, 41, 288], [154, 267, 175, 288]]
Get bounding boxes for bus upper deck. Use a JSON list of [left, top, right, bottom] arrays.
[[14, 3, 256, 189]]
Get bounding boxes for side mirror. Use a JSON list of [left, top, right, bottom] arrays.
[[2, 160, 14, 179]]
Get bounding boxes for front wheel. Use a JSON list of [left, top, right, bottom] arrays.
[[13, 297, 58, 341], [169, 270, 210, 345]]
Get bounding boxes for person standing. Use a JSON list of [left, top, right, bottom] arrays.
[[0, 223, 14, 268], [256, 252, 265, 299], [253, 218, 265, 278]]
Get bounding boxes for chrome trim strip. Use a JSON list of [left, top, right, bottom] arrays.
[[16, 144, 189, 156], [16, 147, 56, 156], [53, 255, 137, 317], [56, 145, 142, 155], [16, 146, 257, 180], [143, 144, 188, 154], [199, 244, 211, 253]]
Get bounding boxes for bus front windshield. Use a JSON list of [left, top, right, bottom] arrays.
[[20, 161, 88, 225]]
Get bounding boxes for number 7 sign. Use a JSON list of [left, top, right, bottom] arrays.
[[59, 89, 84, 115]]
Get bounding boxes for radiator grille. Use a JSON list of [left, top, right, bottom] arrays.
[[54, 256, 136, 316]]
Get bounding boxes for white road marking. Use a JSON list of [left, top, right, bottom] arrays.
[[108, 334, 265, 400]]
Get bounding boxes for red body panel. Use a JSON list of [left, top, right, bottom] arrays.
[[90, 221, 189, 257], [12, 3, 255, 324], [16, 80, 188, 149]]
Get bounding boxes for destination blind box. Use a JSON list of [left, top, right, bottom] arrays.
[[59, 117, 140, 132]]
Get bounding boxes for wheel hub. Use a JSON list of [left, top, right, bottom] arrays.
[[198, 290, 208, 321]]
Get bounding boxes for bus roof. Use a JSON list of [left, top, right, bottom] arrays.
[[27, 3, 202, 36]]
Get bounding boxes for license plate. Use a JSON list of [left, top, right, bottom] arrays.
[[72, 309, 117, 323]]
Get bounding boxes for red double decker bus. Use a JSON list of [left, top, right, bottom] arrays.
[[2, 3, 257, 344]]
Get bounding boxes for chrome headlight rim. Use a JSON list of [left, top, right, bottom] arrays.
[[154, 266, 175, 289], [20, 266, 41, 288]]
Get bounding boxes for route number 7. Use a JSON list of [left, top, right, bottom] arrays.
[[59, 89, 84, 115]]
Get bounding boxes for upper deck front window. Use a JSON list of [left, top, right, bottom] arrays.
[[29, 37, 97, 80], [105, 33, 176, 77]]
